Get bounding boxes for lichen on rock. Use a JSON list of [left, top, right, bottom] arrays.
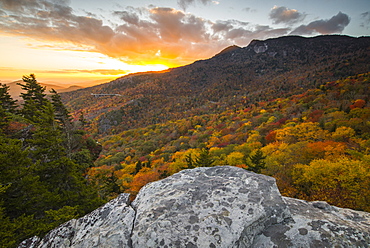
[[18, 166, 370, 248]]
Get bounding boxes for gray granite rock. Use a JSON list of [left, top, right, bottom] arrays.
[[252, 197, 370, 247], [18, 193, 135, 248], [19, 166, 370, 248], [131, 166, 291, 247]]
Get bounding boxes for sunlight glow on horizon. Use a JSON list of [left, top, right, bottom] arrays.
[[1, 0, 368, 87], [0, 35, 173, 86]]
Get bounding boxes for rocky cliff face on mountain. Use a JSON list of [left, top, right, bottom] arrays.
[[19, 166, 370, 248]]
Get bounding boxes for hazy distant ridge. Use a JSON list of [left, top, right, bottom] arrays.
[[5, 80, 84, 100]]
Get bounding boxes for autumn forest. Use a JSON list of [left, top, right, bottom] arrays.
[[1, 35, 370, 247]]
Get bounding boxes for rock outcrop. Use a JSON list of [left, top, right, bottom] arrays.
[[19, 166, 370, 248]]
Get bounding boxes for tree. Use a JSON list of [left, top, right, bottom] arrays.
[[0, 74, 104, 247], [0, 184, 15, 248], [293, 157, 370, 211], [245, 149, 266, 173], [194, 148, 215, 167], [0, 83, 17, 131], [331, 126, 356, 142], [50, 89, 72, 127], [18, 74, 48, 123], [0, 105, 9, 131], [0, 83, 17, 113], [27, 102, 102, 210], [185, 154, 195, 169], [275, 122, 328, 143], [50, 89, 75, 158], [182, 148, 215, 168], [135, 161, 143, 174], [226, 151, 245, 166], [0, 135, 53, 222], [78, 111, 87, 128], [28, 101, 65, 162]]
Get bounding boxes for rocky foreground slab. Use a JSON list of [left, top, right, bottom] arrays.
[[19, 166, 370, 248]]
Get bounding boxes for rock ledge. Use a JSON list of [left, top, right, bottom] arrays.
[[19, 166, 370, 248]]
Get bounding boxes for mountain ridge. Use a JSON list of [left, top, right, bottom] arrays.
[[213, 45, 242, 57], [5, 80, 84, 100], [60, 34, 370, 136]]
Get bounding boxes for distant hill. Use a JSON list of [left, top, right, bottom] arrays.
[[57, 85, 84, 93], [6, 81, 83, 100], [60, 35, 370, 136]]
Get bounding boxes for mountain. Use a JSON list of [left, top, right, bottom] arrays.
[[213, 44, 242, 56], [61, 35, 370, 136], [56, 85, 84, 93], [6, 81, 84, 100], [91, 72, 370, 209]]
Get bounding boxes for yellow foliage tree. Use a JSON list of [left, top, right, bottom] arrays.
[[331, 126, 356, 142], [275, 122, 329, 143], [293, 157, 370, 211], [226, 151, 245, 166]]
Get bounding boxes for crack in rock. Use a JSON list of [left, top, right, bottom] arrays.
[[18, 166, 370, 248]]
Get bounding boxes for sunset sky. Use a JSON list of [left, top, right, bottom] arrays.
[[1, 0, 369, 86]]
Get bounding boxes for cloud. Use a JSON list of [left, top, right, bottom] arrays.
[[242, 7, 257, 13], [269, 6, 306, 25], [291, 12, 350, 35], [0, 0, 44, 12], [45, 69, 131, 75], [0, 0, 115, 45], [114, 10, 140, 26], [0, 0, 294, 67], [360, 11, 370, 29], [177, 0, 214, 10]]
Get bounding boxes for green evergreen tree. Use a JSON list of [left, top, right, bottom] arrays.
[[0, 83, 17, 132], [135, 161, 143, 174], [18, 74, 48, 123], [0, 105, 9, 131], [0, 185, 15, 248], [50, 89, 76, 158], [0, 83, 17, 113], [185, 154, 195, 169], [50, 89, 72, 128], [27, 102, 103, 212], [0, 135, 53, 219], [194, 148, 215, 167], [245, 149, 267, 173], [28, 101, 65, 162], [0, 75, 105, 247]]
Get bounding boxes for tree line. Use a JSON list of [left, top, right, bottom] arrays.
[[0, 74, 104, 248]]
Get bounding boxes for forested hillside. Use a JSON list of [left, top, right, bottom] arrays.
[[61, 35, 370, 136], [0, 75, 103, 248], [90, 73, 370, 212], [1, 35, 370, 247]]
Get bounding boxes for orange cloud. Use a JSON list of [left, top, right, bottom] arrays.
[[44, 69, 131, 76], [0, 0, 351, 69]]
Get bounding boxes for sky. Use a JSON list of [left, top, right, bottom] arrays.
[[0, 0, 369, 86]]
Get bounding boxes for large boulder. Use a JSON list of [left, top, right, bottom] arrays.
[[254, 197, 370, 247], [19, 166, 370, 248], [131, 166, 290, 247], [19, 194, 135, 248]]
